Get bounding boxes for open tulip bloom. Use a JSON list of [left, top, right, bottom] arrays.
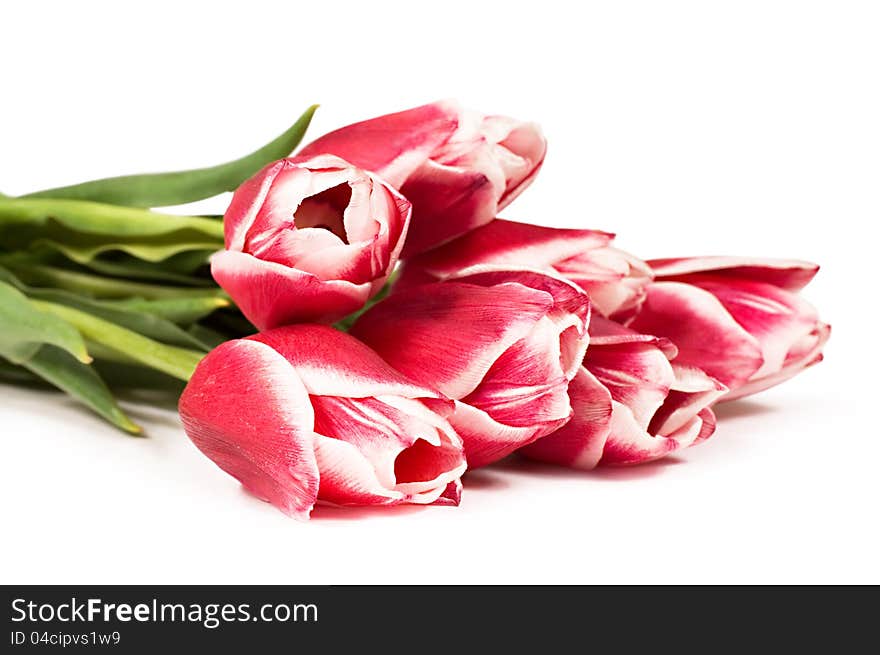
[[0, 98, 829, 518], [212, 154, 411, 329], [180, 325, 466, 519]]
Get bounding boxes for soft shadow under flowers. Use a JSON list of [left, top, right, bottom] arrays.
[[711, 399, 777, 421], [488, 453, 683, 481]]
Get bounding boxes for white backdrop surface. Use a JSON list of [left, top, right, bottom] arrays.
[[1, 1, 877, 584]]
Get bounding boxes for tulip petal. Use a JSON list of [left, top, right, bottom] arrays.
[[519, 367, 613, 469], [404, 219, 613, 281], [249, 325, 447, 401], [223, 160, 286, 251], [628, 282, 765, 389], [448, 401, 560, 468], [688, 278, 821, 379], [648, 365, 727, 436], [311, 395, 466, 505], [398, 159, 498, 256], [584, 332, 675, 430], [556, 246, 654, 319], [462, 317, 571, 429], [494, 120, 548, 206], [600, 400, 702, 466], [179, 340, 319, 519], [351, 282, 554, 399], [723, 322, 830, 401], [211, 250, 371, 329], [297, 101, 461, 187], [450, 267, 591, 378], [649, 256, 819, 292], [432, 479, 463, 506]]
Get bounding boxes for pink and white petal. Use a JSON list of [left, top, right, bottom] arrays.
[[648, 365, 727, 436], [583, 336, 675, 430], [694, 408, 717, 444], [312, 434, 405, 506], [243, 165, 350, 254], [351, 282, 553, 399], [588, 315, 677, 359], [449, 401, 563, 469], [462, 317, 571, 429], [211, 250, 371, 329], [493, 120, 547, 202], [649, 256, 820, 292], [431, 479, 463, 507], [450, 267, 590, 377], [628, 282, 765, 389], [722, 322, 830, 401], [519, 367, 613, 470], [179, 340, 319, 519], [407, 219, 613, 279], [451, 266, 591, 330], [558, 247, 653, 319], [310, 394, 464, 495], [690, 278, 821, 379], [297, 101, 461, 187], [224, 160, 286, 250], [600, 400, 700, 466], [398, 159, 499, 257], [290, 235, 388, 285], [249, 325, 446, 401]]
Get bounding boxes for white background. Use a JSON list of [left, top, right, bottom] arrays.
[[2, 1, 878, 584]]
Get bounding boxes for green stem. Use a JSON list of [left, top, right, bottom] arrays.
[[31, 300, 204, 381]]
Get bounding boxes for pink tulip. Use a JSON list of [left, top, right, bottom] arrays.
[[298, 101, 547, 256], [521, 317, 725, 468], [628, 257, 830, 400], [211, 155, 411, 330], [351, 269, 590, 468], [399, 219, 653, 320], [179, 325, 466, 519]]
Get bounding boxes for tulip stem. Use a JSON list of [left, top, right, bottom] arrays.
[[29, 300, 204, 381], [334, 267, 400, 332]]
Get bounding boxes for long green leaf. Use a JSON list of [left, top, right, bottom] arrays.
[[30, 300, 204, 380], [111, 296, 230, 324], [33, 236, 220, 264], [0, 280, 90, 364], [0, 196, 224, 239], [73, 255, 214, 286], [20, 105, 318, 207], [21, 345, 142, 434], [0, 270, 223, 350], [6, 263, 226, 300]]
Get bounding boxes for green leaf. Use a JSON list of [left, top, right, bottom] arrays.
[[185, 323, 231, 350], [74, 255, 214, 286], [20, 345, 142, 434], [0, 271, 220, 350], [92, 360, 187, 394], [6, 262, 226, 300], [30, 299, 204, 380], [20, 105, 318, 207], [0, 196, 224, 240], [33, 235, 220, 264], [0, 280, 90, 364], [111, 296, 230, 325]]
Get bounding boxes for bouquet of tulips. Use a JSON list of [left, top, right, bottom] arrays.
[[0, 101, 829, 519]]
